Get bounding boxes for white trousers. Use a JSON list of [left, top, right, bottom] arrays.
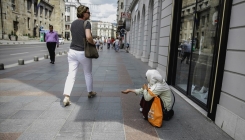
[[63, 49, 93, 96]]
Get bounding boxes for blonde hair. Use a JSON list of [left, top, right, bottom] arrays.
[[77, 5, 89, 18]]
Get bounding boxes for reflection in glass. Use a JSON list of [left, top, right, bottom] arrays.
[[175, 0, 220, 105], [175, 0, 196, 92], [190, 0, 219, 104]]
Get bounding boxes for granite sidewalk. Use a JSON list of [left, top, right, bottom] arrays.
[[0, 47, 233, 140]]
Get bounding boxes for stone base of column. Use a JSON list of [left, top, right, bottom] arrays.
[[141, 56, 149, 62], [148, 60, 158, 68]]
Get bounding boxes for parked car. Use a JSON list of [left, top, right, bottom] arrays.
[[59, 38, 64, 45]]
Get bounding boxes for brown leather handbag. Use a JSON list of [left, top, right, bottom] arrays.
[[83, 21, 99, 59]]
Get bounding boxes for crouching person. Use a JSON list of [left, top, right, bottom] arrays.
[[121, 69, 173, 121]]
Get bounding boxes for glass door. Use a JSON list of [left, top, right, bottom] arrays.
[[175, 0, 220, 105]]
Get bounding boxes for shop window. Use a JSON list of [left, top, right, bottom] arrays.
[[173, 0, 221, 106]]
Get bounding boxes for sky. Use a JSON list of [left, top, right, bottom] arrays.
[[79, 0, 118, 23]]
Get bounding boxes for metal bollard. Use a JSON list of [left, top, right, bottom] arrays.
[[44, 54, 48, 59], [34, 56, 39, 61], [64, 51, 67, 54], [59, 52, 62, 55], [0, 63, 4, 70], [18, 59, 24, 65]]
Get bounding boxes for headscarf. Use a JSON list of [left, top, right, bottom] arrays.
[[146, 69, 163, 86], [146, 69, 170, 92]]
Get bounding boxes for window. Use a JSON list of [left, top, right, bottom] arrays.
[[45, 9, 48, 18], [65, 25, 70, 30], [66, 16, 70, 21], [28, 17, 30, 28], [49, 11, 52, 18], [34, 19, 36, 27], [34, 3, 37, 15], [66, 6, 70, 12], [121, 2, 123, 9], [202, 16, 205, 26], [27, 0, 32, 11], [40, 6, 43, 16], [11, 0, 15, 11], [173, 0, 221, 106]]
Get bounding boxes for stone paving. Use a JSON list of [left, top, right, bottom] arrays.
[[0, 47, 233, 140]]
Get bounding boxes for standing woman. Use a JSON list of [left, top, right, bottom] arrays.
[[63, 5, 97, 106]]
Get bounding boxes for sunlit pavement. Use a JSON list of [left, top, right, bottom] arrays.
[[0, 45, 233, 140]]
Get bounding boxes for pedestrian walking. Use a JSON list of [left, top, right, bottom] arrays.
[[113, 37, 120, 52], [63, 5, 97, 106], [95, 37, 101, 51], [180, 40, 191, 64], [45, 25, 59, 64], [107, 37, 111, 49]]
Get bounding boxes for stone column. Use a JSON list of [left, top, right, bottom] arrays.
[[141, 9, 150, 62], [148, 0, 161, 68], [135, 15, 142, 59]]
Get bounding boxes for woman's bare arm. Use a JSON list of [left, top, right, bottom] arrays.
[[85, 29, 95, 44]]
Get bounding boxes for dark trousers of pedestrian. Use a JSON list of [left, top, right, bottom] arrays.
[[107, 43, 110, 49], [181, 52, 190, 64], [47, 42, 56, 63]]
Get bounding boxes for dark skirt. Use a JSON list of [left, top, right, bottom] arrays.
[[140, 96, 163, 120]]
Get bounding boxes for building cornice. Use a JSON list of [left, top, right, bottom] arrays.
[[128, 0, 139, 12]]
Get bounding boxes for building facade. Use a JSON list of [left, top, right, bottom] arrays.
[[64, 0, 81, 40], [117, 0, 125, 25], [126, 0, 245, 139], [0, 0, 65, 40], [91, 20, 117, 40]]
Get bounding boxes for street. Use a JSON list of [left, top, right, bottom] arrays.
[[0, 43, 70, 66]]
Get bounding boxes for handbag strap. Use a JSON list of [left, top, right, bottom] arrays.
[[83, 20, 87, 37]]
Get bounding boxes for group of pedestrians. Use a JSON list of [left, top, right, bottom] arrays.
[[44, 5, 173, 125]]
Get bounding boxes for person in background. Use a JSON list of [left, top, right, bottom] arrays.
[[63, 5, 97, 106], [113, 37, 120, 52], [95, 37, 101, 51], [180, 39, 191, 64], [107, 37, 111, 49], [45, 25, 59, 64]]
